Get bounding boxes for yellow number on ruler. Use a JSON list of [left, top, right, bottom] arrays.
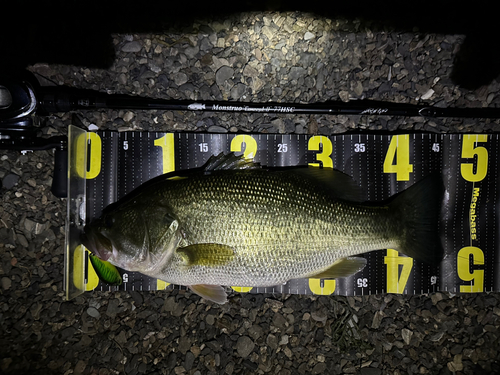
[[231, 286, 253, 293], [461, 135, 488, 182], [154, 133, 175, 174], [230, 135, 258, 159], [153, 134, 174, 289], [73, 245, 99, 291], [75, 132, 102, 179], [308, 136, 333, 168], [84, 247, 100, 291], [383, 135, 413, 181], [384, 249, 413, 293], [457, 246, 484, 292], [157, 280, 170, 290], [309, 278, 336, 295]]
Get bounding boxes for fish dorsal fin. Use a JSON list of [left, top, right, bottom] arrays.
[[203, 152, 261, 173], [177, 243, 235, 266], [309, 257, 367, 279], [189, 284, 228, 304], [292, 167, 366, 202], [89, 253, 123, 286]]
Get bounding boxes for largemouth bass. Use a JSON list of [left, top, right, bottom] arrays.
[[83, 153, 444, 304]]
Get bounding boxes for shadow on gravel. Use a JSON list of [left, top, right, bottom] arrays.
[[2, 0, 498, 90]]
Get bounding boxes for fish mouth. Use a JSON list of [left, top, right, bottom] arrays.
[[82, 223, 113, 261]]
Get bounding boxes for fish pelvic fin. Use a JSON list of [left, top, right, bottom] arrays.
[[309, 257, 367, 279], [177, 243, 235, 266], [390, 173, 444, 266], [189, 284, 228, 304]]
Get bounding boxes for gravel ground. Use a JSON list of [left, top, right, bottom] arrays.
[[2, 4, 500, 375]]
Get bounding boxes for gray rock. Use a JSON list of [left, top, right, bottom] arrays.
[[236, 336, 254, 358], [1, 277, 11, 290], [208, 125, 228, 133], [122, 41, 142, 53], [2, 174, 19, 189], [289, 67, 305, 81], [304, 32, 315, 41], [230, 83, 247, 100], [216, 66, 234, 86], [184, 46, 199, 59], [184, 352, 195, 371], [87, 307, 100, 319], [172, 72, 188, 86], [312, 363, 326, 374]]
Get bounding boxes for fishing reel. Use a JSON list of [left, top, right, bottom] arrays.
[[0, 71, 69, 197]]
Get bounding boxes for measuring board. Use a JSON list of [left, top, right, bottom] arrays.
[[65, 127, 499, 300]]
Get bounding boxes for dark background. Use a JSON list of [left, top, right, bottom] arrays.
[[1, 0, 499, 90]]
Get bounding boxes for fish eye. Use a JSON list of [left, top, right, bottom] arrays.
[[104, 215, 115, 228]]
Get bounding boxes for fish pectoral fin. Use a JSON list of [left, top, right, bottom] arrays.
[[309, 257, 367, 279], [89, 253, 123, 286], [189, 284, 228, 304], [177, 243, 235, 266]]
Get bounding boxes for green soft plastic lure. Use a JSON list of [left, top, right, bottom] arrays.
[[89, 253, 123, 286]]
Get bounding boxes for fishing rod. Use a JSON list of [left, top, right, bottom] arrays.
[[17, 84, 500, 119], [2, 70, 500, 198], [3, 71, 500, 120]]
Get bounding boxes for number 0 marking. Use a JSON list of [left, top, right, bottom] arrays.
[[75, 132, 102, 179], [309, 278, 336, 295], [231, 286, 253, 293]]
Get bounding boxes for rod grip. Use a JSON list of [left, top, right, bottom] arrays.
[[51, 147, 68, 198]]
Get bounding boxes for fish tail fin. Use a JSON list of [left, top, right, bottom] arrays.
[[389, 174, 444, 266]]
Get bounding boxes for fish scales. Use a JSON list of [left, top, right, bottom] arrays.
[[148, 170, 397, 286]]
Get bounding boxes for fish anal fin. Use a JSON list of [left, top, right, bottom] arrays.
[[310, 257, 367, 279], [177, 243, 235, 266], [189, 284, 228, 304]]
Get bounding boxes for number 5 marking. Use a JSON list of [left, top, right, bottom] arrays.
[[457, 246, 484, 292], [461, 135, 488, 182]]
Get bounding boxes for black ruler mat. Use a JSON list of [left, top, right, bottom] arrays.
[[67, 132, 499, 298]]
